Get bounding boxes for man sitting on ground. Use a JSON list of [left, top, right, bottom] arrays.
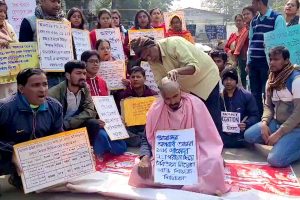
[[128, 78, 229, 195], [245, 46, 300, 167]]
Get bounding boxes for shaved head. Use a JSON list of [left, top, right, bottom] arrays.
[[160, 77, 181, 110]]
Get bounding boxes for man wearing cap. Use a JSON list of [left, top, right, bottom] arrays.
[[130, 36, 222, 134], [220, 67, 259, 148]]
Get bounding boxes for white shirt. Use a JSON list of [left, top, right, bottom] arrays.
[[65, 88, 82, 119]]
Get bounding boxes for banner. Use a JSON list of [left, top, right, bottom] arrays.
[[121, 96, 157, 126], [140, 61, 160, 93], [6, 0, 36, 38], [154, 128, 198, 185], [128, 28, 165, 55], [0, 42, 39, 84], [221, 112, 240, 133], [163, 11, 187, 33], [205, 25, 227, 41], [96, 28, 125, 60], [37, 19, 74, 72], [72, 28, 91, 60], [13, 128, 95, 194], [92, 96, 129, 141], [99, 60, 126, 90]]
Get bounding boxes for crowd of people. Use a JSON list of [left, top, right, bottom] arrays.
[[0, 0, 300, 196]]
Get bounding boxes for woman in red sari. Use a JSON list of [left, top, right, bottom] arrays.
[[166, 15, 194, 44]]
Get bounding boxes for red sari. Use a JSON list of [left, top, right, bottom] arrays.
[[166, 29, 195, 44]]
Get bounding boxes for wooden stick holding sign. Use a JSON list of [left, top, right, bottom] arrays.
[[221, 112, 241, 133], [154, 128, 198, 185], [92, 96, 129, 141]]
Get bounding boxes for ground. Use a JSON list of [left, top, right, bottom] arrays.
[[1, 146, 300, 199]]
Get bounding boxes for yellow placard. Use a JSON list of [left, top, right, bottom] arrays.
[[0, 42, 39, 84], [121, 96, 157, 126]]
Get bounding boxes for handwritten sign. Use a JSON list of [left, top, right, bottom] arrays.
[[205, 25, 227, 41], [93, 96, 129, 141], [7, 0, 36, 38], [163, 11, 187, 33], [96, 28, 125, 60], [221, 112, 240, 133], [128, 28, 165, 55], [121, 96, 157, 126], [99, 60, 126, 90], [37, 19, 74, 72], [0, 82, 17, 98], [13, 128, 95, 194], [140, 61, 160, 93], [154, 128, 198, 185], [264, 25, 300, 65], [72, 29, 91, 60], [0, 42, 39, 84]]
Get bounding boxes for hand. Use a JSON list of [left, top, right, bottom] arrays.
[[238, 123, 247, 132], [99, 120, 105, 128], [167, 69, 179, 81], [0, 41, 9, 48], [138, 156, 151, 179], [12, 152, 23, 176], [245, 65, 250, 74], [122, 78, 130, 87], [267, 130, 283, 146], [261, 122, 271, 144]]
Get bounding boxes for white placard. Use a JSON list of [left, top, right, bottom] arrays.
[[140, 61, 160, 93], [92, 96, 129, 141], [99, 60, 126, 90], [13, 128, 95, 194], [95, 28, 125, 60], [154, 128, 198, 185], [37, 19, 74, 72], [72, 28, 91, 60], [221, 112, 241, 133], [6, 0, 36, 38]]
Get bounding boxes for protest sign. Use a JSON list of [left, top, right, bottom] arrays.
[[99, 60, 126, 90], [205, 25, 227, 41], [163, 11, 187, 33], [0, 42, 39, 84], [96, 28, 125, 60], [140, 61, 160, 93], [6, 0, 36, 38], [154, 128, 198, 185], [128, 28, 165, 55], [121, 96, 157, 126], [37, 19, 74, 72], [13, 128, 95, 194], [264, 25, 300, 65], [221, 112, 240, 133], [93, 96, 129, 141], [72, 29, 91, 60]]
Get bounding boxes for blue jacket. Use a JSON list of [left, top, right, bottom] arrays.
[[0, 93, 63, 174]]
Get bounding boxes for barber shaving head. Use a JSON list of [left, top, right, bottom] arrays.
[[160, 77, 182, 111]]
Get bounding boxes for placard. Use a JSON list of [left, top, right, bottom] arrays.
[[140, 61, 160, 93], [99, 60, 126, 90], [0, 42, 39, 84], [186, 24, 197, 37], [6, 0, 36, 38], [92, 96, 129, 141], [221, 112, 240, 133], [121, 96, 157, 126], [13, 128, 95, 194], [72, 28, 91, 60], [154, 128, 198, 185], [163, 11, 187, 33], [95, 28, 125, 60], [264, 25, 300, 65], [205, 25, 227, 41], [37, 19, 74, 72], [128, 28, 165, 55]]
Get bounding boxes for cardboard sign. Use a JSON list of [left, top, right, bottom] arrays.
[[37, 19, 74, 72], [95, 28, 125, 60], [72, 29, 91, 60], [221, 112, 240, 133], [264, 25, 300, 65], [128, 28, 165, 55], [92, 96, 129, 141], [6, 0, 36, 38], [13, 128, 95, 194], [154, 128, 198, 185], [140, 61, 160, 93], [121, 96, 157, 126], [0, 42, 39, 84], [99, 60, 126, 90], [205, 25, 227, 41], [163, 11, 187, 33]]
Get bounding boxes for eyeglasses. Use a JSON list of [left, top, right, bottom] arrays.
[[87, 59, 100, 64]]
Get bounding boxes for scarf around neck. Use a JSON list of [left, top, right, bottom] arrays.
[[35, 5, 64, 21]]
